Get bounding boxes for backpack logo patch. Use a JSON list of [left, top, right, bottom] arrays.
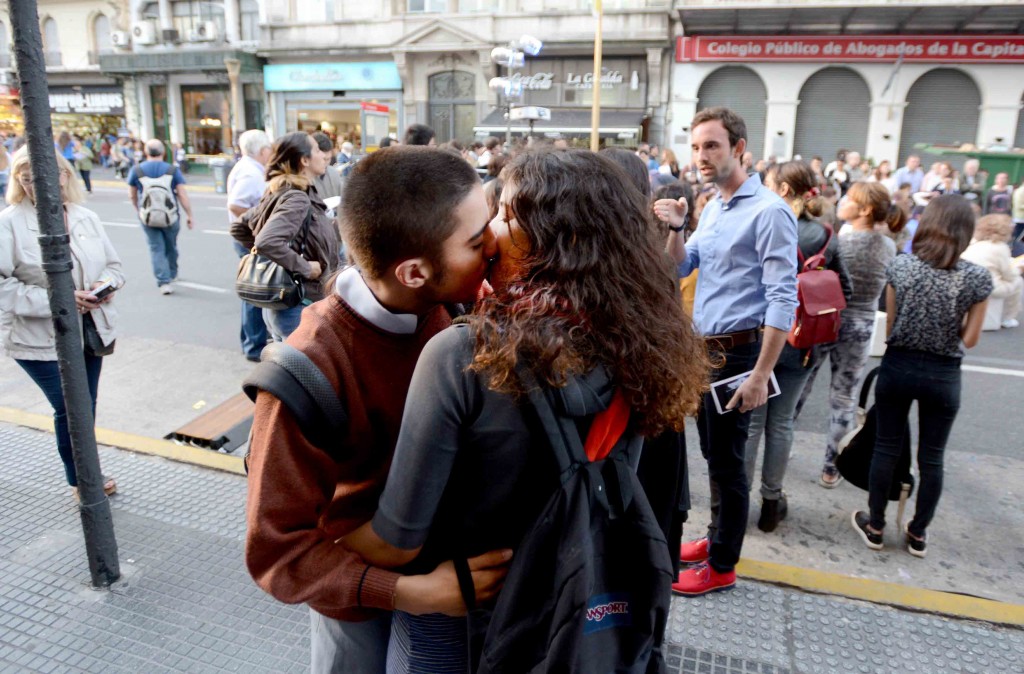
[[584, 593, 632, 634]]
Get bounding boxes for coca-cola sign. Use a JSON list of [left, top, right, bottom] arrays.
[[510, 72, 554, 91]]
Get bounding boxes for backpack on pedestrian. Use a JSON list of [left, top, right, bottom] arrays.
[[468, 366, 672, 674], [787, 224, 847, 350], [138, 165, 179, 228]]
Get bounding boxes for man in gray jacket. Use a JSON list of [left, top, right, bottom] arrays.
[[312, 132, 344, 202]]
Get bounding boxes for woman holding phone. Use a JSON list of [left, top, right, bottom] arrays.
[[0, 147, 124, 497]]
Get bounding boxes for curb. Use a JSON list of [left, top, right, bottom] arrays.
[[2, 406, 1022, 626], [90, 179, 217, 193], [736, 559, 1024, 628], [0, 407, 244, 476]]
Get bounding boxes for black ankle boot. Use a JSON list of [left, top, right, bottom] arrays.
[[757, 495, 788, 533]]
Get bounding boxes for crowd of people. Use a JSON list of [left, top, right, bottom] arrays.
[[1, 109, 1022, 672]]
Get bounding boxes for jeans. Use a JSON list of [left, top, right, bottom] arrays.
[[868, 348, 961, 537], [141, 221, 180, 286], [310, 608, 390, 674], [794, 311, 876, 472], [234, 241, 269, 358], [16, 354, 103, 487], [697, 339, 760, 573], [263, 304, 304, 342], [79, 169, 92, 192], [745, 343, 814, 501], [387, 611, 467, 674]]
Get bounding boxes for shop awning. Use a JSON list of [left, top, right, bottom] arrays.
[[474, 108, 643, 138], [677, 3, 1024, 35]]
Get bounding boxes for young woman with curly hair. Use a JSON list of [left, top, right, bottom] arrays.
[[341, 149, 710, 673]]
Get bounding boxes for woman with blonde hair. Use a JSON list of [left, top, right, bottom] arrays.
[[961, 213, 1022, 328], [230, 131, 338, 340], [0, 147, 123, 497], [795, 181, 906, 487], [659, 147, 680, 178]]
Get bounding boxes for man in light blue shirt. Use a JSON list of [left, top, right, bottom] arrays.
[[892, 154, 924, 193], [227, 129, 272, 361], [655, 107, 798, 597]]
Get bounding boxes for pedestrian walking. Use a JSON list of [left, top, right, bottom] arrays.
[[744, 161, 852, 532], [226, 129, 272, 361], [231, 132, 336, 341], [0, 148, 123, 498], [654, 106, 799, 596], [340, 148, 708, 672], [72, 135, 93, 193], [127, 139, 194, 295], [794, 182, 906, 487], [245, 146, 506, 674], [852, 195, 991, 558], [961, 214, 1022, 329]]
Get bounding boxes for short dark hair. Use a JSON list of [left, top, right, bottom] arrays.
[[380, 136, 395, 148], [600, 147, 651, 198], [691, 107, 747, 148], [485, 136, 501, 151], [912, 194, 975, 270], [404, 124, 436, 146], [341, 146, 480, 279], [311, 132, 333, 153]]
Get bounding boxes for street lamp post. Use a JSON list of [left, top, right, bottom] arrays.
[[489, 35, 543, 152], [590, 0, 604, 151]]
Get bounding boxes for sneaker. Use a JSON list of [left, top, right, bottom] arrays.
[[905, 524, 927, 558], [160, 284, 173, 295], [757, 494, 788, 533], [679, 537, 710, 564], [819, 467, 843, 489], [672, 562, 736, 596], [1001, 319, 1019, 329], [851, 511, 883, 550]]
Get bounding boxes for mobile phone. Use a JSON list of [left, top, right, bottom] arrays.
[[90, 280, 116, 301]]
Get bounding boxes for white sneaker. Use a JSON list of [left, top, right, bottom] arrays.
[[1001, 319, 1019, 329], [160, 284, 173, 295]]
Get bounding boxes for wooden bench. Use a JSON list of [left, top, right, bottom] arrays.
[[165, 392, 254, 452]]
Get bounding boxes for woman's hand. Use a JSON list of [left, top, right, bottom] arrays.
[[394, 550, 514, 617], [74, 290, 101, 314], [307, 261, 323, 280], [653, 198, 688, 230], [89, 281, 115, 304]]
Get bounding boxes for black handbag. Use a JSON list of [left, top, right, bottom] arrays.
[[235, 205, 312, 311], [835, 367, 915, 503], [82, 312, 114, 357]]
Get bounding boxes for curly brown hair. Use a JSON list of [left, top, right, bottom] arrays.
[[468, 149, 710, 435]]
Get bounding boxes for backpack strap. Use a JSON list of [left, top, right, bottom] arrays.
[[798, 222, 834, 271], [242, 342, 348, 453], [516, 365, 584, 476]]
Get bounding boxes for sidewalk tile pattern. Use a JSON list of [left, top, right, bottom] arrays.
[[3, 423, 1023, 673]]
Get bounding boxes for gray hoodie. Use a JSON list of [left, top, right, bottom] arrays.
[[371, 323, 640, 573]]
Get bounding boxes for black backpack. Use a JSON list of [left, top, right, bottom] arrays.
[[471, 368, 672, 674], [835, 367, 915, 504]]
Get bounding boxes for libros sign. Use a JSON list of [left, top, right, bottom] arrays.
[[676, 35, 1024, 63]]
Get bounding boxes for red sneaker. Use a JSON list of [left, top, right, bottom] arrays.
[[679, 537, 710, 564], [672, 562, 736, 596]]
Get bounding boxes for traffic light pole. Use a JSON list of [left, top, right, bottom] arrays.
[[9, 0, 120, 587]]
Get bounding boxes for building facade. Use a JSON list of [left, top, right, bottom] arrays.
[[0, 0, 130, 138], [668, 0, 1024, 167], [257, 0, 675, 146]]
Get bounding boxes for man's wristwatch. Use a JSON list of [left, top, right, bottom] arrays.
[[668, 224, 685, 233]]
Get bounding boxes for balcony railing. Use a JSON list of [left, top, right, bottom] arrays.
[[88, 50, 113, 66], [44, 51, 62, 67]]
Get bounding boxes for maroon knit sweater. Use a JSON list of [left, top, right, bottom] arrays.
[[245, 292, 450, 621]]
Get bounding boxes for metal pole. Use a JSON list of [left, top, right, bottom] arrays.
[[589, 0, 603, 151], [10, 0, 120, 587], [505, 95, 512, 152]]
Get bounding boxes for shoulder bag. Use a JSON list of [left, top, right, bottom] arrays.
[[235, 200, 312, 311]]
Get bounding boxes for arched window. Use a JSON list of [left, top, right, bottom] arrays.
[[92, 14, 112, 63], [899, 69, 981, 167], [696, 66, 767, 159], [42, 17, 61, 66], [794, 67, 871, 162], [429, 71, 476, 144]]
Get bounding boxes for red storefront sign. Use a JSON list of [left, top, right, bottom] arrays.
[[360, 102, 390, 113], [675, 35, 1024, 63]]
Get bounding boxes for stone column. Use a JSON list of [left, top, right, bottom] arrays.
[[224, 57, 245, 140], [764, 99, 799, 161]]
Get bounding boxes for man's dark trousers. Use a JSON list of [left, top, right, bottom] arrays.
[[696, 339, 760, 573]]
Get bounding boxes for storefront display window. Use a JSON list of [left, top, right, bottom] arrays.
[[181, 86, 229, 155], [152, 85, 170, 144]]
